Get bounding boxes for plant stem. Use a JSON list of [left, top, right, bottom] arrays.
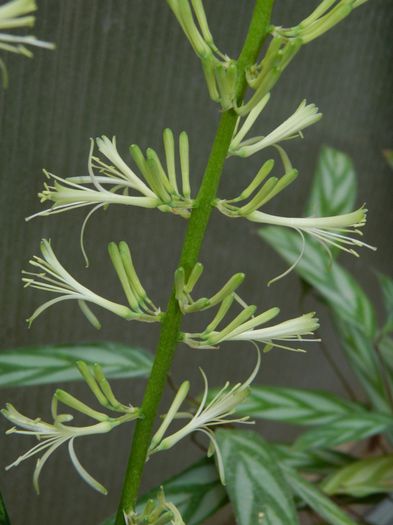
[[115, 1, 274, 522]]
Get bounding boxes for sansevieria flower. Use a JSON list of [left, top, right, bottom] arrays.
[[230, 96, 322, 158], [183, 302, 319, 352], [28, 131, 193, 222], [148, 349, 261, 484], [274, 0, 369, 45], [2, 362, 139, 494], [0, 0, 55, 87], [22, 239, 161, 327]]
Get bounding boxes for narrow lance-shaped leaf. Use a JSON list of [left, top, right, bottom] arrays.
[[377, 272, 393, 334], [283, 466, 357, 525], [332, 317, 393, 416], [216, 429, 299, 525], [273, 444, 354, 474], [321, 455, 393, 498], [259, 227, 391, 415], [294, 412, 393, 451], [306, 146, 357, 219], [236, 385, 366, 426], [0, 341, 153, 387], [100, 458, 226, 525], [0, 490, 11, 525]]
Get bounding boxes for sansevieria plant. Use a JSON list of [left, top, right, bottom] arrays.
[[2, 1, 386, 524]]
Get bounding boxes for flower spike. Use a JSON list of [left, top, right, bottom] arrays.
[[2, 363, 139, 494], [148, 349, 261, 484], [22, 239, 161, 327], [0, 0, 55, 87]]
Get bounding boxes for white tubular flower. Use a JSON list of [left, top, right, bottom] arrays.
[[0, 0, 55, 87], [27, 132, 193, 237], [227, 313, 320, 352], [22, 239, 161, 327], [274, 0, 368, 45], [246, 207, 376, 283], [149, 350, 260, 484], [230, 99, 322, 158], [2, 364, 139, 494], [183, 298, 319, 352]]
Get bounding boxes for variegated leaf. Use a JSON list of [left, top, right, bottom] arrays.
[[322, 455, 393, 497], [0, 341, 152, 387], [259, 227, 391, 416], [216, 429, 299, 525], [238, 386, 365, 425], [101, 458, 226, 525], [283, 467, 356, 525], [294, 413, 393, 451], [260, 226, 377, 338], [306, 146, 357, 218], [332, 318, 392, 415], [274, 444, 354, 474]]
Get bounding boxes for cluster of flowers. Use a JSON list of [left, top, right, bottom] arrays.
[[167, 0, 238, 110]]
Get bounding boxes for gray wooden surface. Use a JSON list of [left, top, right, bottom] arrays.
[[0, 1, 392, 524]]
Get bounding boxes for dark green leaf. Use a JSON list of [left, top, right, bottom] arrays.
[[0, 490, 10, 525], [283, 467, 356, 525], [260, 226, 377, 338], [306, 146, 357, 218], [322, 455, 393, 497], [294, 413, 393, 451], [377, 273, 393, 334], [216, 429, 299, 525], [0, 341, 153, 387], [379, 336, 393, 378], [101, 458, 226, 525], [238, 385, 365, 426]]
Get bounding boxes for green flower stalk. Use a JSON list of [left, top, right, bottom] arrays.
[[22, 239, 161, 327], [0, 0, 55, 87], [2, 363, 139, 494]]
